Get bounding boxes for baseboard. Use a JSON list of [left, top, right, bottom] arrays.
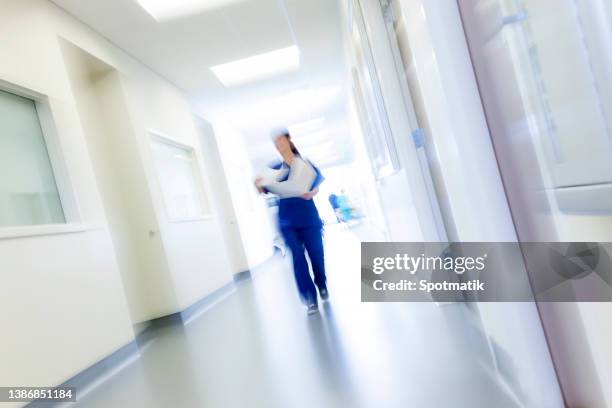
[[180, 279, 240, 323], [137, 277, 242, 339], [26, 273, 250, 407], [233, 269, 251, 283], [27, 341, 140, 407], [132, 321, 152, 336]]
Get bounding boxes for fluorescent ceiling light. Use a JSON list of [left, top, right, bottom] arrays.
[[134, 0, 246, 21], [211, 46, 300, 87]]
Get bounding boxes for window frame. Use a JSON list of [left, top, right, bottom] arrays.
[[0, 78, 84, 239]]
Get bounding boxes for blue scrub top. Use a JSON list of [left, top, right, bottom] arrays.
[[270, 160, 324, 229]]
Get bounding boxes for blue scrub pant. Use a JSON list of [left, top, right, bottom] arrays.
[[281, 226, 327, 304]]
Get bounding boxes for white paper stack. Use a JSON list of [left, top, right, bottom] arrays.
[[258, 166, 289, 186], [260, 157, 316, 198]]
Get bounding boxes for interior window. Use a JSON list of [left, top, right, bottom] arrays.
[[0, 89, 65, 227], [151, 138, 208, 220]]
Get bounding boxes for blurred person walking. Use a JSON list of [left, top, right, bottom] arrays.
[[256, 132, 328, 315], [328, 192, 341, 223]]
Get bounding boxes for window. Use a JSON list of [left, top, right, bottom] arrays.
[[350, 0, 400, 179], [151, 136, 208, 220], [0, 89, 65, 227]]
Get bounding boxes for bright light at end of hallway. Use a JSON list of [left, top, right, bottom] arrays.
[[211, 46, 301, 87], [288, 117, 326, 137], [239, 86, 341, 125], [134, 0, 247, 21]]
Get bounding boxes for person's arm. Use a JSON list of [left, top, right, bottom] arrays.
[[255, 162, 286, 194], [254, 177, 266, 194], [301, 187, 319, 200], [300, 161, 324, 200]]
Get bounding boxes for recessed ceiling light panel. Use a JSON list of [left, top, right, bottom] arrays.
[[135, 0, 246, 21], [211, 46, 301, 87]]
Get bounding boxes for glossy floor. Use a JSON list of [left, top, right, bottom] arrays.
[[72, 226, 519, 408]]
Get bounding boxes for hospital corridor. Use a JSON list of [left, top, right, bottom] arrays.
[[67, 227, 519, 408], [1, 0, 612, 407]]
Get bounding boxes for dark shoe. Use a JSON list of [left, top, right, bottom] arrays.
[[319, 287, 329, 301], [307, 302, 319, 315]]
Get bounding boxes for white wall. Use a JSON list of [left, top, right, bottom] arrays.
[[195, 117, 251, 274], [213, 123, 275, 271], [557, 216, 612, 408], [56, 6, 234, 317], [60, 44, 179, 323], [392, 1, 563, 407], [392, 0, 515, 242], [345, 98, 389, 241], [0, 230, 134, 393], [0, 0, 135, 391], [454, 0, 612, 405], [348, 0, 443, 243], [513, 4, 612, 402], [0, 0, 233, 391], [128, 80, 234, 312]]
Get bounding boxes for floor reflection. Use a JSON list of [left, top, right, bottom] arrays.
[[304, 302, 359, 407], [72, 227, 519, 408]]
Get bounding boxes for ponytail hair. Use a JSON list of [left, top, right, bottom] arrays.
[[282, 132, 301, 156]]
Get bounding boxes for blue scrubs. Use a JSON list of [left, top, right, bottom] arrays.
[[271, 160, 326, 304]]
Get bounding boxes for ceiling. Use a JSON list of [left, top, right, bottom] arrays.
[[50, 0, 350, 167]]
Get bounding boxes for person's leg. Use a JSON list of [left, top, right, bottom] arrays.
[[301, 226, 327, 293], [281, 227, 317, 305]]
